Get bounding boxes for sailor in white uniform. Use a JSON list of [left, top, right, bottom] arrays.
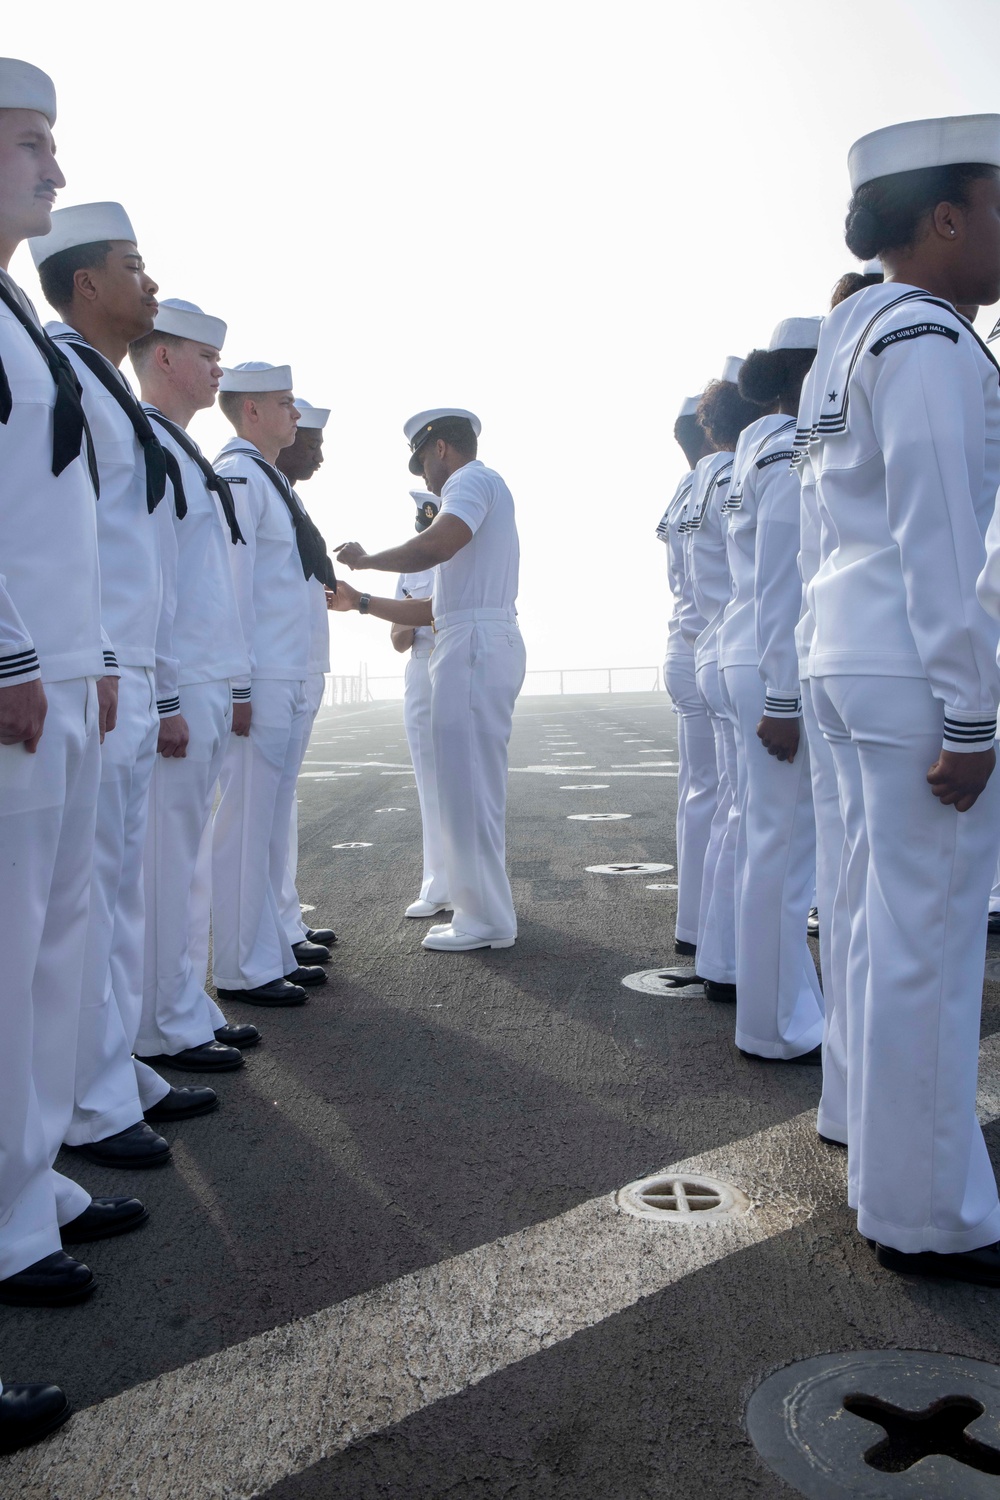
[[275, 399, 338, 961], [392, 491, 448, 918], [30, 203, 216, 1168], [0, 59, 146, 1309], [212, 363, 335, 1004], [335, 409, 525, 950], [718, 318, 825, 1062], [658, 396, 716, 960], [127, 299, 259, 1070], [683, 360, 767, 1000], [801, 114, 1000, 1283]]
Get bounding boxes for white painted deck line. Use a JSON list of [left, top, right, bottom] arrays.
[[10, 1034, 1000, 1500]]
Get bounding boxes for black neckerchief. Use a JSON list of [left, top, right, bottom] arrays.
[[52, 333, 182, 515], [0, 281, 100, 495], [146, 409, 244, 543], [229, 448, 336, 590]]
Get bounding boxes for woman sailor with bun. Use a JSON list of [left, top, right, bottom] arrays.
[[800, 115, 1000, 1283], [716, 319, 825, 1063]]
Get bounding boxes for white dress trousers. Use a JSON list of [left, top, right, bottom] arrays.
[[212, 677, 309, 988], [694, 660, 738, 985], [724, 664, 824, 1058], [404, 646, 449, 905], [813, 673, 1000, 1254], [68, 667, 168, 1146], [662, 651, 717, 948], [278, 671, 327, 946], [803, 679, 850, 1143], [0, 678, 100, 1276], [137, 679, 232, 1055], [429, 616, 526, 939]]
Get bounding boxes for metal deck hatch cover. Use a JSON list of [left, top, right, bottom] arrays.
[[567, 812, 631, 821], [587, 862, 673, 875], [621, 968, 699, 995], [616, 1171, 749, 1223], [746, 1350, 1000, 1498]]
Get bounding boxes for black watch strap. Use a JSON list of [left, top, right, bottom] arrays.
[[359, 593, 371, 615]]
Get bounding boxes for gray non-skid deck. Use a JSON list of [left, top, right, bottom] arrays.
[[7, 692, 1000, 1499]]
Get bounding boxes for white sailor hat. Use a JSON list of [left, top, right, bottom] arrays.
[[768, 316, 823, 352], [849, 114, 1000, 191], [403, 407, 481, 475], [0, 58, 56, 125], [862, 258, 883, 275], [720, 356, 745, 384], [294, 400, 330, 430], [152, 298, 226, 350], [218, 361, 293, 393], [29, 201, 136, 268], [677, 395, 702, 419], [410, 488, 440, 531]]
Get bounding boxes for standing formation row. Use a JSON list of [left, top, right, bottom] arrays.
[[659, 111, 1000, 1287]]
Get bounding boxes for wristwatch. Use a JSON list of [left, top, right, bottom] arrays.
[[358, 593, 371, 615]]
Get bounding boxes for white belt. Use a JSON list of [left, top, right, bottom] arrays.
[[411, 646, 433, 660], [434, 608, 517, 632]]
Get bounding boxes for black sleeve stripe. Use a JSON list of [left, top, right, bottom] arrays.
[[0, 648, 40, 679], [156, 696, 181, 716], [231, 686, 251, 700]]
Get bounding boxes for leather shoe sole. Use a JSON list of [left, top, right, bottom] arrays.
[[739, 1044, 822, 1065], [0, 1385, 72, 1453], [135, 1043, 244, 1072], [144, 1087, 219, 1122], [216, 981, 307, 1007], [876, 1240, 1000, 1286], [0, 1252, 95, 1307], [61, 1197, 148, 1244]]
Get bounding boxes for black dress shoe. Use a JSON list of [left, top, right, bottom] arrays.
[[807, 906, 820, 937], [989, 910, 1000, 936], [739, 1044, 822, 1064], [705, 980, 738, 1003], [135, 1041, 244, 1072], [63, 1120, 170, 1168], [655, 966, 705, 989], [0, 1251, 95, 1307], [818, 1132, 848, 1148], [216, 979, 307, 1007], [876, 1240, 1000, 1286], [0, 1383, 72, 1453], [291, 939, 330, 964], [215, 1023, 260, 1048], [60, 1197, 148, 1244], [306, 926, 337, 946], [285, 965, 327, 987], [144, 1085, 219, 1122], [674, 938, 697, 957]]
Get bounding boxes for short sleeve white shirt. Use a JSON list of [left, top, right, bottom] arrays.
[[432, 460, 519, 619]]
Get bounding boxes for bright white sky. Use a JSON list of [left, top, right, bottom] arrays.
[[6, 0, 1000, 685]]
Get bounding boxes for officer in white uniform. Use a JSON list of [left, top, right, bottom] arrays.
[[30, 204, 217, 1168], [334, 409, 526, 950], [127, 299, 259, 1068], [718, 319, 825, 1062], [659, 395, 716, 959], [275, 399, 338, 961], [801, 114, 1000, 1283], [0, 59, 146, 1315], [392, 491, 448, 917], [212, 363, 330, 1004]]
